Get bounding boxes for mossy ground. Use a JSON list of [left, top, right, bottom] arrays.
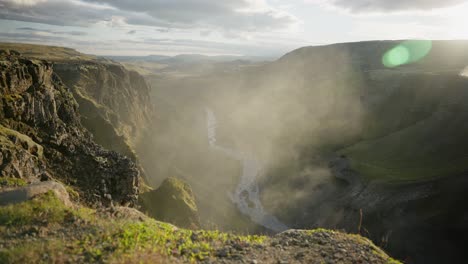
[[0, 177, 27, 188], [0, 192, 266, 263], [0, 191, 400, 263]]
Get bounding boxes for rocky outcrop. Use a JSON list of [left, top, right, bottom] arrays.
[[0, 124, 45, 182], [212, 229, 398, 264], [139, 177, 200, 228], [0, 181, 71, 206], [0, 50, 139, 206]]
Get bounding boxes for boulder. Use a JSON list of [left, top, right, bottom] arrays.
[[0, 181, 71, 207]]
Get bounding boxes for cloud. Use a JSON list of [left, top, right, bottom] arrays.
[[0, 0, 297, 33], [84, 0, 297, 30], [0, 0, 116, 26], [319, 0, 468, 13], [17, 27, 87, 36]]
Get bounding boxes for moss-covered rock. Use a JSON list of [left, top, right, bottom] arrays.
[[139, 177, 200, 229], [0, 124, 46, 183], [0, 181, 71, 207]]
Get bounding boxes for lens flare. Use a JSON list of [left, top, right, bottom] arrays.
[[382, 40, 432, 68]]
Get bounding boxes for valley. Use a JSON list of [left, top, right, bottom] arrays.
[[1, 40, 468, 263], [114, 40, 468, 263]]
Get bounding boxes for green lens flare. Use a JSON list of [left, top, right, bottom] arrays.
[[383, 46, 410, 67], [382, 40, 432, 68]]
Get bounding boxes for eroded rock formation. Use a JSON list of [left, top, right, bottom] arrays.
[[0, 50, 139, 206]]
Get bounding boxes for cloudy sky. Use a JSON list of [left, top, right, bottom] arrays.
[[0, 0, 468, 57]]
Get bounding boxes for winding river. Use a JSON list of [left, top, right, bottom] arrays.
[[205, 108, 289, 232]]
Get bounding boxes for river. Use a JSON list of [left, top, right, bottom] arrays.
[[205, 108, 289, 232]]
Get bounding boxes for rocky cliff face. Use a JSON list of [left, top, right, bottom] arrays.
[[53, 60, 153, 162], [0, 49, 139, 206], [0, 43, 154, 167]]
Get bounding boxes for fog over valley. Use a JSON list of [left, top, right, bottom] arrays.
[[2, 1, 468, 264]]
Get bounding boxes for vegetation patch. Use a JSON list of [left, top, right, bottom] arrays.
[[0, 191, 266, 263], [0, 177, 27, 188], [0, 191, 93, 226]]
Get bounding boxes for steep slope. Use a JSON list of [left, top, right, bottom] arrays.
[[0, 42, 154, 164], [256, 40, 468, 263], [0, 49, 139, 206]]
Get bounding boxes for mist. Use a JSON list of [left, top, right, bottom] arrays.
[[133, 42, 372, 233]]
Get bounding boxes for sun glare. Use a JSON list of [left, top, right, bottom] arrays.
[[382, 40, 432, 68]]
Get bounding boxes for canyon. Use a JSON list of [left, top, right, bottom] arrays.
[[2, 40, 468, 263]]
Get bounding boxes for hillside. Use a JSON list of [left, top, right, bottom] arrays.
[[0, 44, 400, 263], [238, 40, 468, 263], [130, 40, 468, 263]]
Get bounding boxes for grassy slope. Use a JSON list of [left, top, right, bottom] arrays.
[[0, 192, 399, 263], [0, 191, 266, 263], [339, 74, 468, 182], [0, 190, 400, 263], [0, 42, 95, 61]]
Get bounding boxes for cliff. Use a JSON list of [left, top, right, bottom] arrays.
[[0, 49, 139, 206], [0, 43, 154, 164]]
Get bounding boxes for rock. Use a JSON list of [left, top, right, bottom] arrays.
[[0, 181, 71, 206], [0, 125, 45, 183], [105, 206, 150, 221], [0, 52, 140, 207], [294, 251, 305, 259], [53, 60, 153, 167], [233, 243, 245, 251], [139, 177, 200, 228], [190, 232, 199, 242]]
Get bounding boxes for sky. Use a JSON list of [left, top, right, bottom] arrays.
[[1, 0, 468, 57]]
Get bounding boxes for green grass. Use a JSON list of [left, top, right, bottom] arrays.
[[324, 73, 468, 183], [0, 177, 27, 188], [0, 191, 93, 226], [339, 106, 468, 182], [0, 192, 397, 263], [0, 191, 266, 263], [1, 220, 266, 263]]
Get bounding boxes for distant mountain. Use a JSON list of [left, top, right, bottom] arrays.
[[105, 53, 274, 64], [104, 54, 171, 62]]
